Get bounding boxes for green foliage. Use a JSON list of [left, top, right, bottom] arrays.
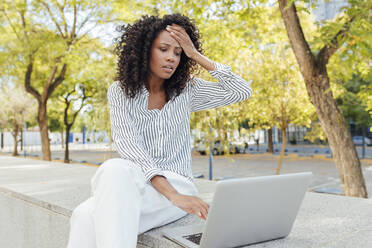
[[244, 45, 315, 132], [48, 99, 65, 133], [337, 74, 372, 127], [0, 0, 116, 138], [1, 0, 370, 149], [51, 41, 115, 134]]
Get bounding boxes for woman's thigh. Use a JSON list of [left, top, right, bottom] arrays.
[[89, 158, 198, 233], [90, 158, 147, 197]]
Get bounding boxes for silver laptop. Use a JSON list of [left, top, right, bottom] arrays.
[[162, 172, 312, 248]]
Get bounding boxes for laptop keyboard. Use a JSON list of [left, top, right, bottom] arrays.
[[183, 233, 203, 245]]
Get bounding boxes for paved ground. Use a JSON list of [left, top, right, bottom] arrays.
[[2, 150, 372, 197], [190, 154, 372, 194]]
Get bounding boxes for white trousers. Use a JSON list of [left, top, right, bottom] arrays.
[[67, 158, 198, 248]]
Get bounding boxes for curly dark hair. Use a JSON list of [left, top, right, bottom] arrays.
[[114, 13, 203, 102]]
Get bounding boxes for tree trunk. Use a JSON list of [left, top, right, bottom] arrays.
[[64, 125, 71, 163], [38, 102, 51, 160], [268, 128, 274, 153], [306, 74, 367, 197], [277, 0, 367, 198], [361, 125, 366, 159], [12, 126, 19, 156], [61, 131, 64, 148], [1, 131, 3, 149], [20, 128, 23, 151], [24, 61, 67, 162], [276, 128, 287, 175]]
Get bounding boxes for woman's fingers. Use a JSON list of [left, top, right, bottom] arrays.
[[173, 194, 209, 220], [197, 199, 209, 214], [194, 199, 209, 220], [168, 24, 186, 34], [166, 25, 191, 45], [166, 26, 185, 42], [167, 25, 185, 36], [199, 206, 208, 220]]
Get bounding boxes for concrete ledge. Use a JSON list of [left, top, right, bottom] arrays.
[[1, 156, 372, 248], [0, 189, 69, 248]]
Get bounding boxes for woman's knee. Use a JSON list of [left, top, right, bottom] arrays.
[[97, 159, 144, 187], [100, 159, 135, 178], [91, 158, 146, 196]]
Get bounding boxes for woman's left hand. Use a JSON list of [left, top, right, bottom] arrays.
[[166, 24, 199, 59]]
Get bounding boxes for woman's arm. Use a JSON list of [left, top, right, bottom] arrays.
[[189, 52, 215, 71], [190, 61, 252, 112], [166, 24, 252, 112], [151, 175, 209, 220]]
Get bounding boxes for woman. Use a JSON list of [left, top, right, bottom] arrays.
[[67, 13, 252, 248]]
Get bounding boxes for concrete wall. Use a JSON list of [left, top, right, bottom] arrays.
[[0, 191, 70, 248]]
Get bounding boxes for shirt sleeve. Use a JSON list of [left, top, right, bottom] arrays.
[[107, 82, 165, 183], [190, 61, 253, 112]]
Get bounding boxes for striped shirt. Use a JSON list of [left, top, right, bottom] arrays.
[[108, 61, 252, 184]]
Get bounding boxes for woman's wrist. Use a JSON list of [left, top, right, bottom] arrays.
[[189, 50, 200, 60], [150, 175, 180, 201], [190, 51, 215, 71], [167, 191, 181, 204]]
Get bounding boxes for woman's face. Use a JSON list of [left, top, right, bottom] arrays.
[[148, 30, 183, 82]]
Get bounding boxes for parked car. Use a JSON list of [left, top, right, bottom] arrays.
[[194, 140, 248, 155], [231, 141, 249, 154], [352, 136, 372, 146]]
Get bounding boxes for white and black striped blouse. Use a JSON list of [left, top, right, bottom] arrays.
[[108, 61, 252, 184]]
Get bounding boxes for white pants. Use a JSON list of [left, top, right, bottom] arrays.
[[67, 158, 198, 248]]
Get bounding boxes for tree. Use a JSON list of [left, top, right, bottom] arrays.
[[0, 86, 36, 156], [277, 0, 370, 197], [243, 46, 315, 174], [48, 36, 115, 162], [0, 0, 114, 160], [60, 84, 94, 162]]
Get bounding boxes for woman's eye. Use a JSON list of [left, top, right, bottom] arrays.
[[160, 48, 167, 52]]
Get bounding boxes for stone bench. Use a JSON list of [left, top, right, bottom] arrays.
[[1, 156, 372, 248]]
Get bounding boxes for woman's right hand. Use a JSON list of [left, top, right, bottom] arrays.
[[169, 193, 209, 220]]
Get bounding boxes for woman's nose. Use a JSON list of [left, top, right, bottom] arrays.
[[166, 53, 176, 61]]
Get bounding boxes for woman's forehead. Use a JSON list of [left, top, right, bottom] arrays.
[[154, 30, 181, 48]]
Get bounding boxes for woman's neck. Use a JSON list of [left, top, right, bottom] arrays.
[[147, 74, 165, 94]]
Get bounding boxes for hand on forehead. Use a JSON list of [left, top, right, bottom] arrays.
[[169, 23, 186, 32]]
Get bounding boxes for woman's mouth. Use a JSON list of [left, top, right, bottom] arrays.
[[162, 66, 173, 73]]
